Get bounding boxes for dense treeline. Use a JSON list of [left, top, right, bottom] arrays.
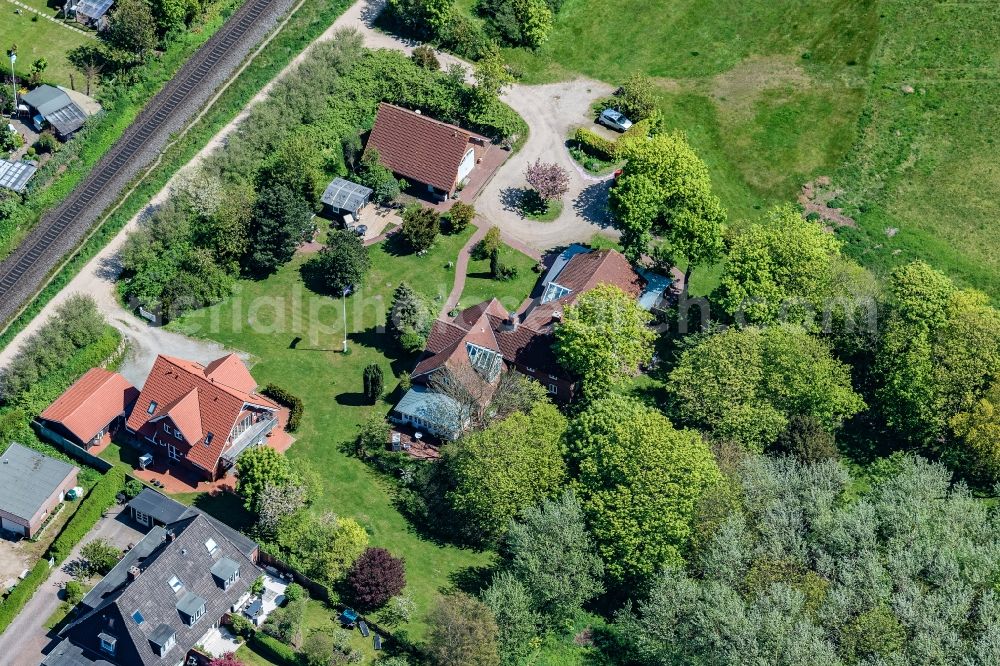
[[119, 31, 526, 320]]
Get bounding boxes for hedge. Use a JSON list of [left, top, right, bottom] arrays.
[[48, 467, 126, 564], [248, 632, 298, 666], [0, 560, 50, 633], [262, 384, 304, 432], [573, 127, 618, 161]]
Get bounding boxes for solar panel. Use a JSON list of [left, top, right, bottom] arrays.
[[76, 0, 113, 17]]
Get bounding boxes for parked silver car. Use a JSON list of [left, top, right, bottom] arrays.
[[598, 108, 633, 132]]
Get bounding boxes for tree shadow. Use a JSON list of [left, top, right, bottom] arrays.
[[573, 180, 614, 227], [498, 186, 530, 218], [335, 392, 369, 407], [446, 565, 496, 596], [380, 231, 416, 257]]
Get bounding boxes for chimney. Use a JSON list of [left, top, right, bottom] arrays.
[[127, 566, 140, 582], [166, 531, 175, 543], [503, 312, 519, 332], [552, 310, 562, 322]]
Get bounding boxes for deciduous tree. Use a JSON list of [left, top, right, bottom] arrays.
[[668, 325, 864, 452], [525, 159, 570, 202], [567, 396, 722, 582], [616, 72, 657, 120], [481, 572, 539, 666], [81, 539, 121, 576], [553, 284, 654, 400], [426, 593, 501, 666], [714, 205, 843, 326], [446, 201, 475, 233], [303, 229, 371, 295], [275, 513, 368, 585], [236, 446, 296, 513], [346, 547, 406, 610], [609, 131, 725, 276], [445, 402, 566, 544], [104, 0, 157, 64]]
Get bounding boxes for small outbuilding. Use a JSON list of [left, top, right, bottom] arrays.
[[0, 443, 78, 538], [73, 0, 114, 28], [0, 159, 38, 193], [321, 177, 372, 223], [38, 367, 139, 450], [20, 85, 90, 139]]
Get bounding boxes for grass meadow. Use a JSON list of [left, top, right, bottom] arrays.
[[2, 8, 94, 88]]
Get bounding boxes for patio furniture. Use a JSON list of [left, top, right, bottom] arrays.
[[373, 633, 382, 650], [391, 432, 401, 452], [358, 620, 370, 637]]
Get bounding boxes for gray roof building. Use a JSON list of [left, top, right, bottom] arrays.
[[321, 177, 372, 218], [0, 443, 78, 536], [126, 488, 257, 558], [46, 512, 261, 666], [21, 85, 89, 137], [0, 159, 38, 193]]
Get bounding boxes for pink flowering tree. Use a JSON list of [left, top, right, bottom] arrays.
[[525, 159, 570, 202]]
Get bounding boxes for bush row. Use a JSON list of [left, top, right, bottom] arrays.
[[49, 467, 126, 564], [262, 384, 304, 432], [573, 128, 619, 161], [248, 632, 299, 666], [0, 560, 50, 634]]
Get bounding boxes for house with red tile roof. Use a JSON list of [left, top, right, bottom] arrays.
[[124, 354, 281, 481], [38, 367, 139, 449], [392, 246, 669, 438], [365, 103, 488, 199]]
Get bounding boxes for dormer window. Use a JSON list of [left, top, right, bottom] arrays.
[[542, 282, 572, 303], [147, 401, 158, 415], [168, 575, 183, 593], [98, 633, 116, 655], [205, 432, 214, 447]]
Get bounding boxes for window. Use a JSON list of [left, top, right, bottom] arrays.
[[168, 576, 183, 592], [99, 635, 116, 655], [205, 538, 219, 555], [542, 282, 572, 303], [163, 423, 171, 434], [131, 610, 144, 625], [466, 343, 503, 382], [192, 603, 205, 624], [548, 384, 558, 395], [167, 444, 180, 461], [147, 401, 158, 415], [159, 633, 175, 656]]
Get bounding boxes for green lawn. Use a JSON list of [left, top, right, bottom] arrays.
[[2, 8, 94, 88], [458, 242, 540, 314], [833, 0, 1000, 299], [167, 229, 493, 646]]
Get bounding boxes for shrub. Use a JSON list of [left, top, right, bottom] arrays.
[[35, 131, 59, 155], [441, 14, 493, 60], [446, 201, 476, 233], [262, 384, 304, 432], [616, 72, 657, 120], [773, 414, 839, 463], [0, 560, 50, 633], [123, 479, 145, 499], [81, 538, 122, 575], [302, 230, 371, 295], [283, 582, 305, 603], [572, 127, 617, 161], [411, 45, 440, 70], [401, 205, 441, 252], [399, 329, 427, 354], [346, 547, 407, 610], [64, 579, 85, 605], [262, 597, 306, 644], [473, 226, 503, 261], [229, 613, 256, 638]]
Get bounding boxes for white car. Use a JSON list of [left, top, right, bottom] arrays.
[[598, 108, 633, 132]]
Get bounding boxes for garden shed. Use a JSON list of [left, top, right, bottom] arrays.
[[321, 177, 372, 221]]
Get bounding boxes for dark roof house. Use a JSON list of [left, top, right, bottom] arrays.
[[39, 368, 139, 449], [394, 247, 669, 434], [21, 85, 89, 138], [365, 103, 485, 197], [0, 443, 78, 537], [45, 512, 261, 666], [124, 354, 281, 480]]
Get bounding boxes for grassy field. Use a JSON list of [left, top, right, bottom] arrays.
[[833, 0, 1000, 299], [1, 8, 94, 88], [166, 229, 499, 646], [497, 0, 878, 223]]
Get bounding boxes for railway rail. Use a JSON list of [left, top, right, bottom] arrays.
[[0, 0, 297, 328]]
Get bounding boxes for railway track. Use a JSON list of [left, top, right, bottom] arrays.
[[0, 0, 295, 327]]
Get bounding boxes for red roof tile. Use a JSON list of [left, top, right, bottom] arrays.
[[125, 355, 277, 472], [365, 103, 475, 193], [40, 368, 139, 443]]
